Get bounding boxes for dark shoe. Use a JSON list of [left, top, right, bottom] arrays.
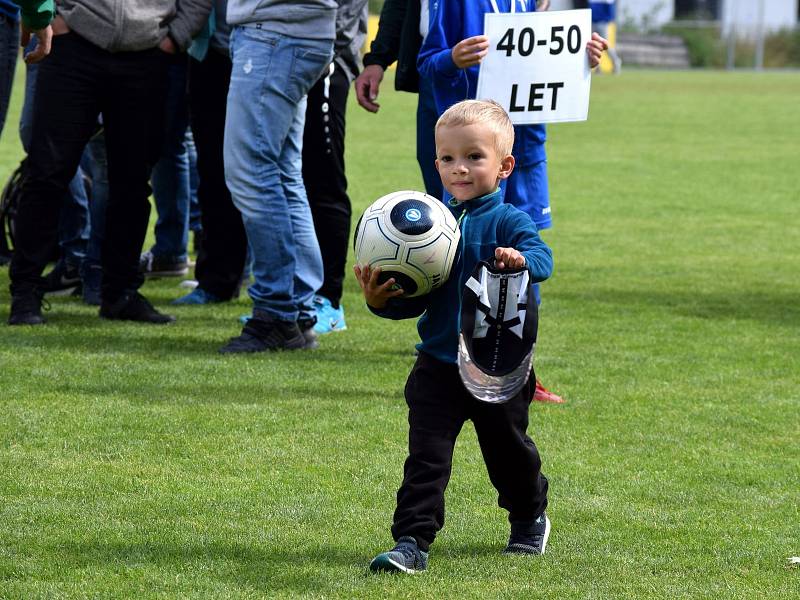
[[8, 290, 47, 325], [99, 292, 175, 324], [369, 537, 428, 574], [139, 251, 189, 278], [297, 317, 319, 350], [81, 264, 102, 306], [42, 260, 81, 295], [219, 313, 306, 354], [504, 513, 551, 555]]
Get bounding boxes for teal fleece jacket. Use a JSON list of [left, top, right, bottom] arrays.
[[371, 188, 553, 364]]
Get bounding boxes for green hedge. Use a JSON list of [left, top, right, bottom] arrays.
[[662, 24, 800, 68]]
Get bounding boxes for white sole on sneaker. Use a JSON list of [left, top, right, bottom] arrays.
[[540, 514, 551, 554]]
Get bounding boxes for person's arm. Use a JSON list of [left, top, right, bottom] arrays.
[[355, 0, 408, 112], [354, 263, 427, 320], [18, 0, 54, 64], [165, 0, 213, 52], [417, 0, 475, 114], [499, 210, 553, 283]]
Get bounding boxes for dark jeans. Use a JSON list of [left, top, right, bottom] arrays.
[[392, 352, 548, 552], [188, 50, 247, 299], [150, 56, 194, 262], [0, 13, 19, 138], [302, 61, 351, 307], [9, 32, 168, 302]]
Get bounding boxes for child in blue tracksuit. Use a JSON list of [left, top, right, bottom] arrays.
[[417, 0, 605, 402], [357, 100, 553, 574]]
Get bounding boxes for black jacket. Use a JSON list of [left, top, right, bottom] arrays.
[[362, 0, 422, 93]]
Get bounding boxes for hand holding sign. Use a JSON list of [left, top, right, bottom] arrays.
[[476, 9, 594, 125], [452, 35, 490, 69]]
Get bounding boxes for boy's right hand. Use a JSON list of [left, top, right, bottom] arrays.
[[452, 35, 490, 69], [354, 264, 404, 309]]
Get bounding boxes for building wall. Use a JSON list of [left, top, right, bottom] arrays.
[[722, 0, 799, 35], [549, 1, 798, 33]]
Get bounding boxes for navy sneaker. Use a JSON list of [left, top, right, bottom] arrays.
[[42, 260, 81, 295], [99, 292, 175, 324], [139, 251, 189, 278], [219, 312, 306, 354], [504, 513, 551, 555], [172, 287, 223, 305], [312, 295, 347, 335], [369, 537, 428, 574]]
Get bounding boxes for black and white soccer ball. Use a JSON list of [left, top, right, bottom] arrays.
[[354, 190, 461, 298]]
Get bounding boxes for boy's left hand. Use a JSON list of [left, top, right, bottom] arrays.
[[452, 35, 490, 69], [495, 247, 526, 270], [587, 32, 609, 69]]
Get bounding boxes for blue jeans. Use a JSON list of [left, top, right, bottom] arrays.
[[20, 51, 89, 268], [224, 27, 333, 322], [150, 58, 195, 262], [82, 132, 109, 271]]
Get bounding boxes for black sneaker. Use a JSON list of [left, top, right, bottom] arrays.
[[99, 292, 176, 324], [504, 513, 551, 555], [219, 313, 306, 354], [139, 251, 189, 278], [369, 537, 428, 574], [8, 290, 47, 325], [297, 317, 319, 350], [42, 260, 81, 295]]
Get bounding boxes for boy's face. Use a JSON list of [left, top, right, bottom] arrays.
[[435, 123, 514, 202]]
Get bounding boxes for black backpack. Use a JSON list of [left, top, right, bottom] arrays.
[[0, 161, 23, 265]]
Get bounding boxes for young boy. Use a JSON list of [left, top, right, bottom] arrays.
[[417, 0, 606, 403], [355, 100, 554, 574]]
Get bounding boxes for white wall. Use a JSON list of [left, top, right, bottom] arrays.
[[722, 0, 799, 35]]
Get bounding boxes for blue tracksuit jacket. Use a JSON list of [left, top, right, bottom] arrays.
[[371, 188, 553, 364], [417, 0, 546, 166]]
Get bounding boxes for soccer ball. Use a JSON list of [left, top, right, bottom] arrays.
[[354, 190, 461, 298]]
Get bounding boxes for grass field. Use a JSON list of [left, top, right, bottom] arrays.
[[1, 67, 799, 598]]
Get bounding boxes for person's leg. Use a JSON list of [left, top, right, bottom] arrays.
[[53, 166, 90, 271], [303, 62, 351, 313], [186, 129, 202, 239], [81, 132, 108, 305], [9, 33, 102, 306], [470, 377, 548, 524], [223, 27, 331, 324], [391, 353, 466, 552], [416, 76, 443, 200], [147, 57, 190, 274], [0, 14, 19, 138], [99, 46, 169, 306], [186, 51, 247, 301]]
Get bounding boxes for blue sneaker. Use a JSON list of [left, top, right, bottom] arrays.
[[312, 295, 347, 334], [369, 537, 428, 574], [172, 287, 223, 305]]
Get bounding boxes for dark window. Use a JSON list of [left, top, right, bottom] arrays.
[[675, 0, 721, 20]]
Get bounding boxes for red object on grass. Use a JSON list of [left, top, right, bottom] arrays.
[[533, 380, 565, 404]]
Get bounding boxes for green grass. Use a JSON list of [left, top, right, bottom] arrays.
[[2, 68, 799, 598]]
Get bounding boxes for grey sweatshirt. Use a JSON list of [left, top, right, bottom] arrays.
[[226, 0, 337, 41], [56, 0, 213, 53]]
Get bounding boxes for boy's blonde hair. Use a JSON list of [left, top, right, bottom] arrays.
[[435, 99, 515, 158]]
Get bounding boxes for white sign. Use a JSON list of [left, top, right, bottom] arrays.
[[475, 9, 592, 125]]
